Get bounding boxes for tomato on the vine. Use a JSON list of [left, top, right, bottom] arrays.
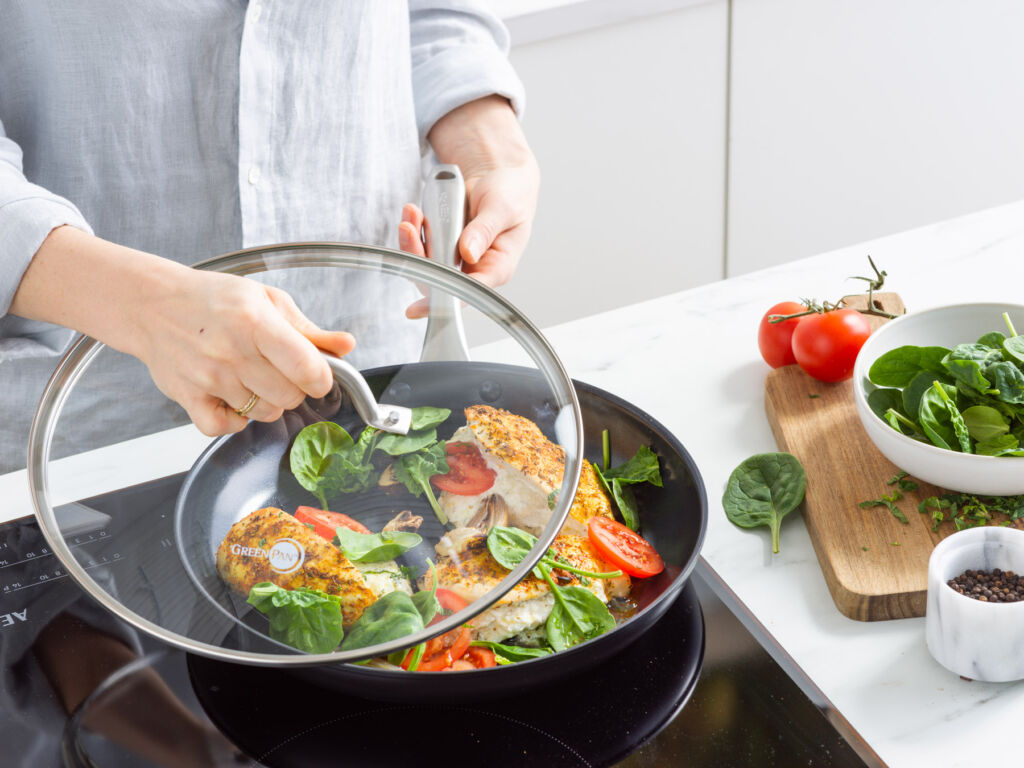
[[791, 308, 871, 382], [757, 301, 807, 368]]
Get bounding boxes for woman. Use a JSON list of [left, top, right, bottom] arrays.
[[0, 1, 539, 472]]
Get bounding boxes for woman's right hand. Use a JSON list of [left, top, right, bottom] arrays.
[[11, 226, 354, 436]]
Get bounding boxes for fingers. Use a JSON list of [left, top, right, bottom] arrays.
[[260, 288, 353, 397], [459, 189, 517, 265], [180, 394, 249, 437], [399, 204, 426, 258]]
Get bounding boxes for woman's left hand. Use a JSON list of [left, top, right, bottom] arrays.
[[400, 95, 539, 318]]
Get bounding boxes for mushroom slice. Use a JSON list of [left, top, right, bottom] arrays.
[[382, 509, 424, 533], [466, 494, 510, 532], [378, 465, 400, 487]]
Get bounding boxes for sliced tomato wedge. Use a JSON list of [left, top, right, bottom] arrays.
[[402, 626, 472, 671], [430, 442, 496, 496], [294, 506, 371, 540], [587, 516, 664, 578], [434, 588, 469, 616], [463, 646, 497, 669]]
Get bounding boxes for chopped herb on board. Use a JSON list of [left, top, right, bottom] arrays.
[[859, 489, 909, 524], [918, 492, 1024, 532], [887, 471, 918, 492], [808, 393, 820, 399]]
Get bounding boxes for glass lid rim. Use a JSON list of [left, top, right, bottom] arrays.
[[27, 241, 586, 665]]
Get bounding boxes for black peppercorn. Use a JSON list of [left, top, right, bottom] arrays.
[[947, 567, 1024, 603]]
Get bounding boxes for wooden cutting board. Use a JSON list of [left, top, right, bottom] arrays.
[[765, 292, 1023, 621]]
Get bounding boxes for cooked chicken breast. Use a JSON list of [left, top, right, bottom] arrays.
[[422, 530, 630, 643], [217, 507, 377, 627], [439, 405, 615, 537]]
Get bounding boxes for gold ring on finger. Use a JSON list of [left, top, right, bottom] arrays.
[[234, 392, 260, 417]]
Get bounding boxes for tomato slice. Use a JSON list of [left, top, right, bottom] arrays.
[[430, 442, 496, 496], [294, 506, 371, 540], [587, 516, 664, 578], [402, 626, 472, 671], [463, 646, 497, 669], [434, 588, 469, 616]]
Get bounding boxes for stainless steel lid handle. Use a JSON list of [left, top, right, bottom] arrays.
[[420, 164, 471, 362], [320, 352, 411, 434]]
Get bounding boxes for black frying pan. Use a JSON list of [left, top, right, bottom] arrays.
[[175, 361, 707, 701]]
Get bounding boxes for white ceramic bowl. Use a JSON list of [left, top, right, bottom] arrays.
[[925, 526, 1024, 682], [853, 302, 1024, 495]]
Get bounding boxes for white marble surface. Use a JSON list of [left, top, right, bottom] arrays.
[[10, 198, 1024, 765]]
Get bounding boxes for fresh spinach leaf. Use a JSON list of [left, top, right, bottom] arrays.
[[918, 383, 958, 451], [340, 591, 425, 651], [373, 427, 439, 457], [468, 640, 553, 664], [932, 381, 972, 453], [601, 445, 663, 486], [410, 560, 440, 625], [486, 526, 622, 580], [978, 331, 1007, 349], [289, 422, 356, 508], [409, 406, 451, 431], [722, 453, 806, 554], [962, 405, 1011, 442], [592, 442, 662, 531], [247, 582, 343, 654], [393, 441, 450, 526], [985, 361, 1024, 405], [868, 345, 950, 388], [542, 580, 615, 652], [334, 528, 423, 563], [902, 371, 949, 422], [975, 433, 1020, 456]]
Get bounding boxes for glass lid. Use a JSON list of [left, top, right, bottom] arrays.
[[28, 234, 583, 666]]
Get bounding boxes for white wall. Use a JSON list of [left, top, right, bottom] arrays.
[[468, 2, 728, 345], [727, 0, 1024, 276]]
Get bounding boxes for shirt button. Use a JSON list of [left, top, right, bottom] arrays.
[[247, 166, 261, 185], [251, 3, 263, 22]]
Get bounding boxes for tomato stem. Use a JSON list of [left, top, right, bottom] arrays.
[[768, 256, 902, 324]]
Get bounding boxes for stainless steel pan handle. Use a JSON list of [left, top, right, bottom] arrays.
[[320, 352, 411, 434], [420, 164, 471, 362]]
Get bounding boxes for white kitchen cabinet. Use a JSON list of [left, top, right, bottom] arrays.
[[727, 0, 1024, 276], [470, 1, 728, 344]]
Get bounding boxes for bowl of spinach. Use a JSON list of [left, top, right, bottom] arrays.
[[853, 303, 1024, 496]]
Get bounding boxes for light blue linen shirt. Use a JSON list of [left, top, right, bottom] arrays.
[[0, 0, 523, 472]]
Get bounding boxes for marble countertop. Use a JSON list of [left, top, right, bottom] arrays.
[[9, 199, 1024, 766]]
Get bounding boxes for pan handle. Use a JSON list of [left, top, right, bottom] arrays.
[[320, 352, 411, 434], [419, 164, 471, 362]]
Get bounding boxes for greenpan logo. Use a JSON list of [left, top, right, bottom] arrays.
[[267, 538, 305, 574]]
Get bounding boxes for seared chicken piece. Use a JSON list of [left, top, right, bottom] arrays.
[[439, 405, 615, 537], [217, 507, 377, 627], [421, 530, 630, 643]]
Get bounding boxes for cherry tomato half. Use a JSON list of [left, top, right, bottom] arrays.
[[294, 506, 371, 540], [790, 308, 871, 383], [431, 442, 496, 496], [587, 516, 664, 578], [757, 301, 807, 368]]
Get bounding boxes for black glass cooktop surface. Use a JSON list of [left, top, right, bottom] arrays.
[[0, 472, 878, 767]]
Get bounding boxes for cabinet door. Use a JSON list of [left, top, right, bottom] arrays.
[[469, 2, 728, 344], [728, 0, 1024, 276]]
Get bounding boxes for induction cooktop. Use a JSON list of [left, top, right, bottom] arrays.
[[0, 473, 880, 767]]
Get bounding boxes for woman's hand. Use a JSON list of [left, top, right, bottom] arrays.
[[12, 226, 354, 435], [401, 95, 539, 318]]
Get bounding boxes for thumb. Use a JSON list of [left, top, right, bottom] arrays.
[[268, 288, 356, 357], [459, 195, 510, 265]]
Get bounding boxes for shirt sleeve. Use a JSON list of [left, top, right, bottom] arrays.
[[0, 120, 93, 317], [408, 0, 526, 142]]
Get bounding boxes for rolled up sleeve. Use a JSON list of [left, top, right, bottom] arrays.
[[408, 0, 526, 142], [0, 125, 93, 317]]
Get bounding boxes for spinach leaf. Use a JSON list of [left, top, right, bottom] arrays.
[[592, 442, 662, 531], [333, 528, 423, 563], [468, 640, 553, 665], [373, 427, 440, 457], [601, 445, 663, 486], [486, 526, 622, 580], [978, 331, 1007, 349], [320, 448, 375, 495], [722, 453, 806, 554], [393, 441, 450, 526], [868, 345, 950, 387], [340, 591, 425, 651], [985, 361, 1024, 405], [902, 371, 950, 422], [962, 405, 1011, 443], [1003, 335, 1024, 365], [409, 406, 451, 431], [918, 382, 959, 451], [410, 560, 440, 625], [976, 433, 1020, 456], [289, 422, 356, 508], [932, 381, 972, 453], [867, 387, 902, 421], [942, 344, 1001, 393], [247, 582, 343, 654], [543, 581, 615, 652]]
